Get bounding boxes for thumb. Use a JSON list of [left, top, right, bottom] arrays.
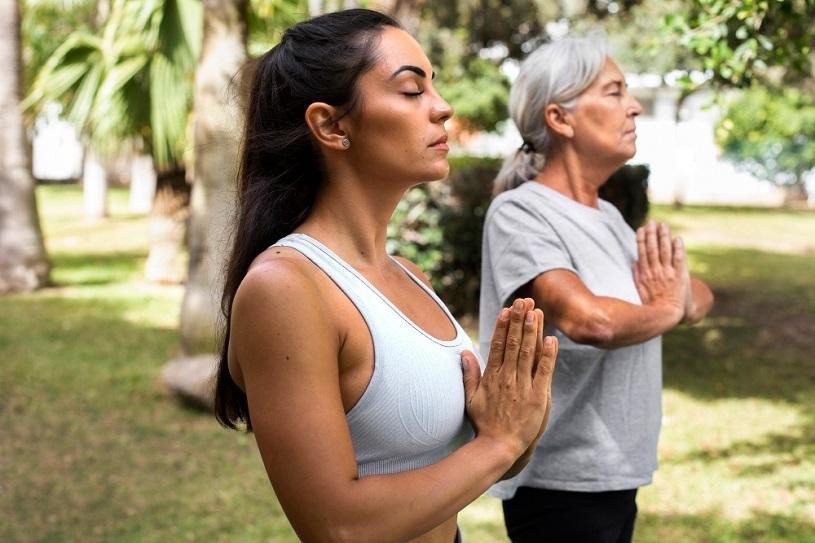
[[461, 350, 481, 402]]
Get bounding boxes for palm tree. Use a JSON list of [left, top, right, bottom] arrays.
[[1, 0, 50, 294], [162, 0, 248, 407], [25, 0, 202, 280]]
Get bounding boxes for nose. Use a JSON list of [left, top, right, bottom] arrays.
[[629, 95, 643, 117], [431, 93, 454, 124]]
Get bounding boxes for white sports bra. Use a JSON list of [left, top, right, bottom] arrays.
[[273, 233, 476, 477]]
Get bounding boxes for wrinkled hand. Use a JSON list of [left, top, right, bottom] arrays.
[[461, 298, 558, 458], [634, 221, 688, 322]]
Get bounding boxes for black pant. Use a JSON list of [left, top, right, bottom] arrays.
[[502, 487, 638, 543]]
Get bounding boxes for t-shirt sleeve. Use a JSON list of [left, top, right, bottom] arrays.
[[485, 198, 577, 307]]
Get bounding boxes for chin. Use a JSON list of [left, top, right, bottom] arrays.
[[433, 167, 451, 182], [420, 162, 450, 182]]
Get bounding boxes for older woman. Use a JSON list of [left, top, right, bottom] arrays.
[[479, 35, 713, 542]]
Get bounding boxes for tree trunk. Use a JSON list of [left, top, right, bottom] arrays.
[[144, 168, 189, 283], [374, 0, 424, 34], [129, 154, 157, 214], [783, 175, 810, 208], [0, 0, 50, 294], [308, 0, 323, 16], [82, 149, 108, 220], [163, 0, 248, 407]]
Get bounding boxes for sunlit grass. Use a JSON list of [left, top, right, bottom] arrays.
[[652, 203, 815, 255], [2, 186, 814, 542], [2, 185, 288, 543]]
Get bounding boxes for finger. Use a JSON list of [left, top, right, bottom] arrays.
[[534, 308, 544, 366], [486, 307, 511, 373], [633, 262, 650, 303], [533, 335, 558, 392], [658, 223, 673, 268], [502, 298, 527, 371], [524, 297, 538, 358], [523, 297, 535, 314], [636, 227, 648, 265], [541, 390, 552, 435], [516, 310, 538, 385], [673, 236, 688, 276], [461, 350, 481, 403], [645, 220, 660, 271]]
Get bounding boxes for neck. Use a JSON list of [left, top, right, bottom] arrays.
[[297, 162, 406, 269], [535, 146, 618, 208]]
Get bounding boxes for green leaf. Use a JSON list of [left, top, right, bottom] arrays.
[[66, 61, 104, 133]]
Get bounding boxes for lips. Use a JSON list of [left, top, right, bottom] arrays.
[[429, 134, 448, 147]]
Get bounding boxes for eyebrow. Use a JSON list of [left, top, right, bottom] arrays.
[[389, 65, 436, 80], [603, 79, 626, 89]]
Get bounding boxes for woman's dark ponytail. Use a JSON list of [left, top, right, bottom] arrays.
[[214, 9, 400, 430]]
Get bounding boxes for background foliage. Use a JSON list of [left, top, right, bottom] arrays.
[[21, 0, 96, 91], [716, 86, 815, 200], [24, 0, 202, 169], [666, 0, 815, 87]]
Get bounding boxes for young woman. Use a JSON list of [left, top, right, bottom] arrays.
[[214, 10, 559, 542], [480, 35, 713, 543]]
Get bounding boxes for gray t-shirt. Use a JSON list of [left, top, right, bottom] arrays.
[[479, 181, 662, 497]]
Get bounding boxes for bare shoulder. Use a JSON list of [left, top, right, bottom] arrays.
[[231, 247, 338, 371], [234, 246, 323, 316], [393, 255, 434, 290]]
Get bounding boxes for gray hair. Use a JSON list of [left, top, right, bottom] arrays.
[[493, 33, 609, 195]]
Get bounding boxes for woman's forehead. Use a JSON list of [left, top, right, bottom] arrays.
[[369, 27, 433, 80], [594, 57, 624, 85]]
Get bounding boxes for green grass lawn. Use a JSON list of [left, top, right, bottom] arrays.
[[2, 187, 814, 542]]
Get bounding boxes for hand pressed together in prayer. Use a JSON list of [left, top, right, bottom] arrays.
[[633, 220, 690, 324], [461, 298, 558, 464]]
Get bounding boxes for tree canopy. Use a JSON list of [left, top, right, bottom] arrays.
[[716, 86, 815, 200], [24, 0, 202, 169], [666, 0, 815, 88]]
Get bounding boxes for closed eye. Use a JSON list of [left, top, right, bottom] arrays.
[[403, 90, 424, 97], [606, 81, 624, 96]]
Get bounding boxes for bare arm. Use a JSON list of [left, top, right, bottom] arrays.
[[231, 258, 556, 542], [529, 270, 683, 349], [527, 221, 691, 349], [683, 275, 714, 325]]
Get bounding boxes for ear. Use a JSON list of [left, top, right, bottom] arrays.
[[304, 102, 349, 151], [543, 103, 574, 140]]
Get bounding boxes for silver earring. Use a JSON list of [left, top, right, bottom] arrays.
[[341, 137, 351, 149]]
